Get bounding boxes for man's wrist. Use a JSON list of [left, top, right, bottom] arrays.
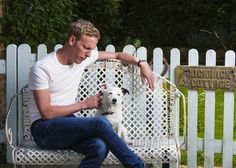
[[78, 101, 86, 110], [137, 59, 147, 67]]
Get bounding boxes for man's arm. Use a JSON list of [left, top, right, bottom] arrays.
[[98, 51, 140, 65], [98, 51, 154, 91], [33, 89, 102, 120]]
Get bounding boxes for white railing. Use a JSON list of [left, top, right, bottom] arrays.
[[2, 44, 236, 167]]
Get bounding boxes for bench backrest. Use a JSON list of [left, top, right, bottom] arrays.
[[6, 44, 180, 146]]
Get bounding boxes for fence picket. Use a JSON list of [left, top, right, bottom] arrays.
[[223, 50, 235, 168], [187, 49, 199, 168], [105, 44, 115, 52], [170, 48, 181, 140], [123, 44, 136, 56], [6, 44, 17, 163], [136, 46, 147, 117], [204, 50, 216, 168], [153, 48, 163, 75], [17, 44, 32, 145], [54, 44, 63, 51], [37, 44, 47, 61], [137, 47, 147, 60], [170, 48, 180, 83]]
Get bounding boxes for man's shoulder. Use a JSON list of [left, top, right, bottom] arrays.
[[33, 52, 56, 68]]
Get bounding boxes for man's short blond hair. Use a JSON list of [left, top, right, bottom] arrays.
[[68, 19, 100, 40]]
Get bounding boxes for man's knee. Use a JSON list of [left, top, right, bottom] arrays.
[[90, 138, 109, 157]]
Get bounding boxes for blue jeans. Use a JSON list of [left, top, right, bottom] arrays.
[[30, 115, 145, 168]]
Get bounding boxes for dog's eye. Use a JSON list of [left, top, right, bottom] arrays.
[[117, 94, 121, 96], [109, 92, 112, 95]]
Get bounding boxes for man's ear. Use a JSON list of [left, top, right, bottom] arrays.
[[121, 88, 129, 95], [68, 35, 76, 46]]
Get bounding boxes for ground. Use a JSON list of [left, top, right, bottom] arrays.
[[0, 143, 6, 165]]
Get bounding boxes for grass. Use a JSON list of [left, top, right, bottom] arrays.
[[179, 89, 236, 167]]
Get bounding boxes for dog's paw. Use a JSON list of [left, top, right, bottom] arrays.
[[125, 139, 133, 145]]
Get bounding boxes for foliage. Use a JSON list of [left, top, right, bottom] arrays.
[[72, 0, 122, 49], [1, 0, 76, 51], [0, 0, 122, 51], [119, 0, 236, 50], [2, 0, 236, 51]]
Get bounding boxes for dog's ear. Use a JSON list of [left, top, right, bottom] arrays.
[[100, 83, 107, 93], [100, 83, 107, 89], [100, 83, 112, 92], [121, 88, 129, 95]]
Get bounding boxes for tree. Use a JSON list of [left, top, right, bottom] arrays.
[[1, 0, 123, 51]]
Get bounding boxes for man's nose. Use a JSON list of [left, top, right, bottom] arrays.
[[85, 51, 91, 57]]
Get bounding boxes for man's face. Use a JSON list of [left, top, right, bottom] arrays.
[[72, 35, 98, 64]]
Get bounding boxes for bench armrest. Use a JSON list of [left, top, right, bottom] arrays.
[[176, 88, 187, 149], [153, 73, 187, 149], [5, 85, 28, 149]]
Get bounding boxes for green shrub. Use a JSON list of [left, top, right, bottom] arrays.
[[1, 0, 122, 51]]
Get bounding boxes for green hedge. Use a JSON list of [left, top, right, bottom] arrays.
[[1, 0, 236, 52], [0, 0, 122, 51], [120, 0, 236, 50]]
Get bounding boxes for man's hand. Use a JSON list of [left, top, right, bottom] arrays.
[[97, 51, 155, 91], [139, 62, 154, 91], [82, 93, 103, 109]]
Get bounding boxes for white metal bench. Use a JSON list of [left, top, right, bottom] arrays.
[[5, 44, 186, 168]]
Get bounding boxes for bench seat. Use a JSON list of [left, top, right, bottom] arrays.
[[14, 139, 178, 165]]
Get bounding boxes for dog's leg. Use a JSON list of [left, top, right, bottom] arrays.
[[117, 124, 122, 138], [121, 125, 132, 145]]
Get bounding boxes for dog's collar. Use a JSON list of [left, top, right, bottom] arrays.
[[101, 111, 114, 115]]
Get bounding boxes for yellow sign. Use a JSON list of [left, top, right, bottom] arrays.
[[175, 66, 236, 90]]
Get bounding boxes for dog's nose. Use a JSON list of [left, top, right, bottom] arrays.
[[112, 98, 117, 103]]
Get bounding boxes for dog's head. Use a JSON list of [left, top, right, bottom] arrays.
[[100, 83, 129, 105]]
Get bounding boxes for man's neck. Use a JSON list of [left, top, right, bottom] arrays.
[[56, 47, 73, 65]]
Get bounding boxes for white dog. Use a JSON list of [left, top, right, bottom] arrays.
[[97, 83, 131, 144]]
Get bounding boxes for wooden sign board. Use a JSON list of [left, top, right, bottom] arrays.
[[175, 65, 236, 90]]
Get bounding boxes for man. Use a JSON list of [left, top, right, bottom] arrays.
[[29, 19, 154, 168]]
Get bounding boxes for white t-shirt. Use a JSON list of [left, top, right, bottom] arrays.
[[28, 50, 99, 122]]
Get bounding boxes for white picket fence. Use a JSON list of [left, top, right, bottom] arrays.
[[1, 44, 236, 167]]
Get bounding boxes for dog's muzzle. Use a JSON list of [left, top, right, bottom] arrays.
[[112, 98, 117, 103]]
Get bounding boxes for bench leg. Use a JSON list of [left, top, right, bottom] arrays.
[[140, 162, 179, 168], [162, 163, 169, 168], [150, 162, 163, 168], [170, 162, 179, 168], [151, 163, 178, 168], [13, 164, 20, 168]]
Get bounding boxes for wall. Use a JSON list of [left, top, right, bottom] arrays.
[[0, 0, 6, 128]]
